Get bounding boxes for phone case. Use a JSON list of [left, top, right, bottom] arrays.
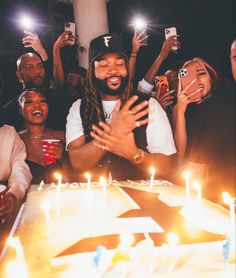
[[179, 67, 200, 100], [65, 22, 75, 45], [155, 75, 169, 96], [164, 27, 177, 51], [135, 27, 148, 45]]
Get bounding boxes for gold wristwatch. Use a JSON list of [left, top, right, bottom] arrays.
[[132, 148, 145, 164]]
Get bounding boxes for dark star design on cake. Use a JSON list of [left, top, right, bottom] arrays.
[[56, 187, 225, 257]]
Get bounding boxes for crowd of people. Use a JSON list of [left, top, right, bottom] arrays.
[[0, 26, 235, 226]]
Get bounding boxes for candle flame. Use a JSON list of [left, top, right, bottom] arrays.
[[167, 232, 179, 246], [54, 172, 62, 180], [120, 233, 135, 247], [222, 192, 233, 205], [192, 181, 201, 191], [99, 176, 107, 187], [183, 171, 190, 180], [150, 166, 155, 176], [84, 173, 91, 180]]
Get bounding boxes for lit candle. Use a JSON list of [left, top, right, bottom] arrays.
[[112, 233, 135, 264], [100, 176, 107, 201], [167, 232, 179, 247], [54, 173, 62, 220], [149, 167, 155, 191], [6, 237, 28, 278], [166, 232, 179, 273], [183, 171, 191, 201], [41, 200, 51, 236], [85, 173, 92, 189], [37, 180, 44, 191], [192, 181, 202, 206], [222, 192, 235, 228], [54, 172, 62, 193]]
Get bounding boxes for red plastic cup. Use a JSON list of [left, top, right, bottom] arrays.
[[42, 139, 61, 165], [0, 184, 7, 208]]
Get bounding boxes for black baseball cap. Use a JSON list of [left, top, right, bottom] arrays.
[[89, 33, 127, 63]]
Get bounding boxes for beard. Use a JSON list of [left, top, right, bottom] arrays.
[[94, 75, 128, 96]]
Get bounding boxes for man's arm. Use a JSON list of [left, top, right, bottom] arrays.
[[138, 36, 180, 95], [129, 30, 148, 85], [143, 36, 179, 84], [68, 135, 106, 172]]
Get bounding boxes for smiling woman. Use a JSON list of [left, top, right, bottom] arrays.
[[17, 89, 71, 183]]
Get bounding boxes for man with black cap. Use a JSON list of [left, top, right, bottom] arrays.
[[66, 33, 176, 180]]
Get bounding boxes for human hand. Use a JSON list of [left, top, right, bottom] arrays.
[[110, 95, 149, 134], [156, 90, 176, 110], [91, 121, 138, 160], [22, 31, 48, 61], [53, 31, 74, 50], [159, 35, 180, 59], [0, 192, 17, 226], [42, 141, 64, 162], [174, 76, 202, 114], [131, 30, 149, 54]]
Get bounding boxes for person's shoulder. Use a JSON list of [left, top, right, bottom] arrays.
[[70, 98, 82, 110], [0, 124, 17, 136]]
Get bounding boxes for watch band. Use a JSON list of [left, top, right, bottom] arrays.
[[132, 148, 145, 164]]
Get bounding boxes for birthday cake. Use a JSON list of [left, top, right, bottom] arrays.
[[0, 180, 235, 278]]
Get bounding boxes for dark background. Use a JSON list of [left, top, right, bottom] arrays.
[[0, 0, 235, 103]]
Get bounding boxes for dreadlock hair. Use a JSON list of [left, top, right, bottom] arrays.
[[82, 56, 131, 133]]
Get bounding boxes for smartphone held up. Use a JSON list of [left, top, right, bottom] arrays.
[[164, 27, 178, 52], [64, 21, 76, 45], [133, 18, 148, 45]]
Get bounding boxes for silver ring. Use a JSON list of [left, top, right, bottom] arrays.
[[65, 34, 68, 39], [129, 110, 134, 115], [102, 145, 106, 151], [136, 121, 140, 128]]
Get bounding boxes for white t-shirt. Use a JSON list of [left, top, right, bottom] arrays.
[[66, 98, 176, 155]]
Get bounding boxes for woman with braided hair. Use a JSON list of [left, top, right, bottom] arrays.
[[66, 33, 176, 181]]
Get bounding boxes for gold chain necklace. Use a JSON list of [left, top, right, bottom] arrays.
[[27, 129, 48, 140]]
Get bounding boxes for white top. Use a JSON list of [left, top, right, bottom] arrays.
[[0, 125, 32, 201], [66, 98, 176, 155], [137, 78, 155, 96]]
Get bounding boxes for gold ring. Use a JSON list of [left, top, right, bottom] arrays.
[[129, 110, 134, 115]]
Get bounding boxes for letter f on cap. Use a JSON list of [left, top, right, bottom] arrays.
[[103, 36, 112, 47]]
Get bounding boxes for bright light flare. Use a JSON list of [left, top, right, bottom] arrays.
[[167, 232, 179, 246], [183, 170, 190, 181], [222, 192, 233, 205], [54, 172, 62, 180], [84, 173, 91, 179], [20, 15, 35, 30], [149, 166, 155, 176], [133, 17, 147, 31], [192, 181, 201, 191]]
